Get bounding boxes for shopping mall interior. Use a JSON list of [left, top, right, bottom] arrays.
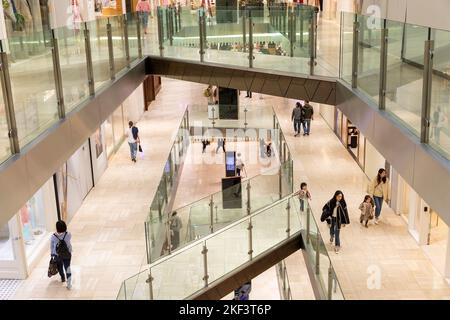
[[0, 0, 450, 301]]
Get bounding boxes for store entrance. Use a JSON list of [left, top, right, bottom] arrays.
[[0, 216, 27, 279]]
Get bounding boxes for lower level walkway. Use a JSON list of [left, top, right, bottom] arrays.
[[12, 79, 206, 299]]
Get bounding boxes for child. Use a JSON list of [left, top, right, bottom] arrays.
[[359, 195, 375, 228], [295, 182, 312, 212]]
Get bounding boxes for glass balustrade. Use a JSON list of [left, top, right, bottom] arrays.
[[120, 194, 344, 300]]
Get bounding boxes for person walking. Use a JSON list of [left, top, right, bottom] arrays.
[[294, 182, 312, 212], [201, 139, 209, 153], [204, 85, 214, 105], [50, 221, 73, 289], [236, 152, 245, 176], [292, 102, 303, 137], [216, 138, 226, 153], [368, 168, 390, 224], [136, 0, 151, 34], [246, 90, 252, 98], [127, 121, 139, 162], [170, 211, 182, 250], [359, 195, 375, 228], [321, 191, 350, 254], [302, 101, 314, 136]]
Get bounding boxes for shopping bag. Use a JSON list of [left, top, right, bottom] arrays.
[[48, 257, 58, 278], [138, 144, 144, 160]]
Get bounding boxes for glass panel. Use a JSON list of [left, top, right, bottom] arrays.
[[152, 242, 204, 299], [127, 269, 151, 300], [54, 26, 89, 113], [357, 15, 381, 103], [0, 75, 11, 163], [0, 220, 14, 261], [385, 21, 427, 136], [204, 8, 251, 68], [429, 28, 450, 160], [163, 6, 200, 61], [110, 16, 128, 75], [5, 32, 59, 147], [88, 17, 111, 90], [252, 201, 288, 258], [253, 5, 313, 75], [127, 13, 140, 62], [207, 220, 249, 283], [340, 12, 354, 84]]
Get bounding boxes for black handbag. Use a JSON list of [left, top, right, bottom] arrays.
[[138, 144, 143, 153], [320, 208, 330, 222], [48, 257, 58, 278]]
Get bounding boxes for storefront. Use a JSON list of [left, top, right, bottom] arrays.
[[0, 178, 58, 279]]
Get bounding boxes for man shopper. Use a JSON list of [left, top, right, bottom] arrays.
[[292, 102, 303, 137], [302, 101, 314, 136], [127, 121, 140, 162]]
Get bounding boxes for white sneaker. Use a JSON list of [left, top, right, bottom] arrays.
[[335, 246, 340, 254], [67, 277, 72, 290], [374, 218, 379, 225]]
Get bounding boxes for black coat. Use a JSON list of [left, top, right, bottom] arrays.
[[321, 199, 350, 228]]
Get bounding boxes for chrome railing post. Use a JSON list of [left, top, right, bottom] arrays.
[[51, 30, 65, 119], [300, 6, 304, 47], [137, 16, 143, 58], [83, 23, 95, 96], [421, 35, 434, 144], [107, 19, 115, 80], [242, 8, 247, 53], [309, 8, 317, 75], [248, 11, 254, 68], [167, 214, 172, 254], [286, 198, 291, 237], [289, 9, 294, 57], [146, 270, 154, 300], [306, 206, 311, 244], [169, 7, 174, 46], [315, 231, 320, 275], [379, 20, 388, 110], [209, 195, 214, 233], [198, 9, 205, 62], [202, 243, 209, 287], [157, 8, 164, 55], [246, 181, 251, 215], [351, 15, 359, 88], [124, 16, 131, 67], [327, 266, 333, 300], [248, 218, 253, 260], [0, 43, 20, 154]]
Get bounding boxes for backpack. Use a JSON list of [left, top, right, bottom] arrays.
[[54, 233, 71, 259], [132, 126, 139, 140]]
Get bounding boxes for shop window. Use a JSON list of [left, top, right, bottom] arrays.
[[0, 221, 14, 261]]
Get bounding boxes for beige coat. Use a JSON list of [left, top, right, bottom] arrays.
[[368, 177, 390, 200]]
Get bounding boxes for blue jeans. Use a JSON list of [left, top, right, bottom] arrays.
[[330, 217, 340, 246], [302, 119, 311, 135], [128, 142, 137, 160], [374, 196, 383, 218], [293, 119, 302, 134]]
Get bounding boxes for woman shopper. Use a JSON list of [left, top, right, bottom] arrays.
[[359, 195, 375, 228], [50, 221, 73, 289], [136, 0, 151, 34], [321, 191, 350, 254], [368, 168, 390, 224]]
